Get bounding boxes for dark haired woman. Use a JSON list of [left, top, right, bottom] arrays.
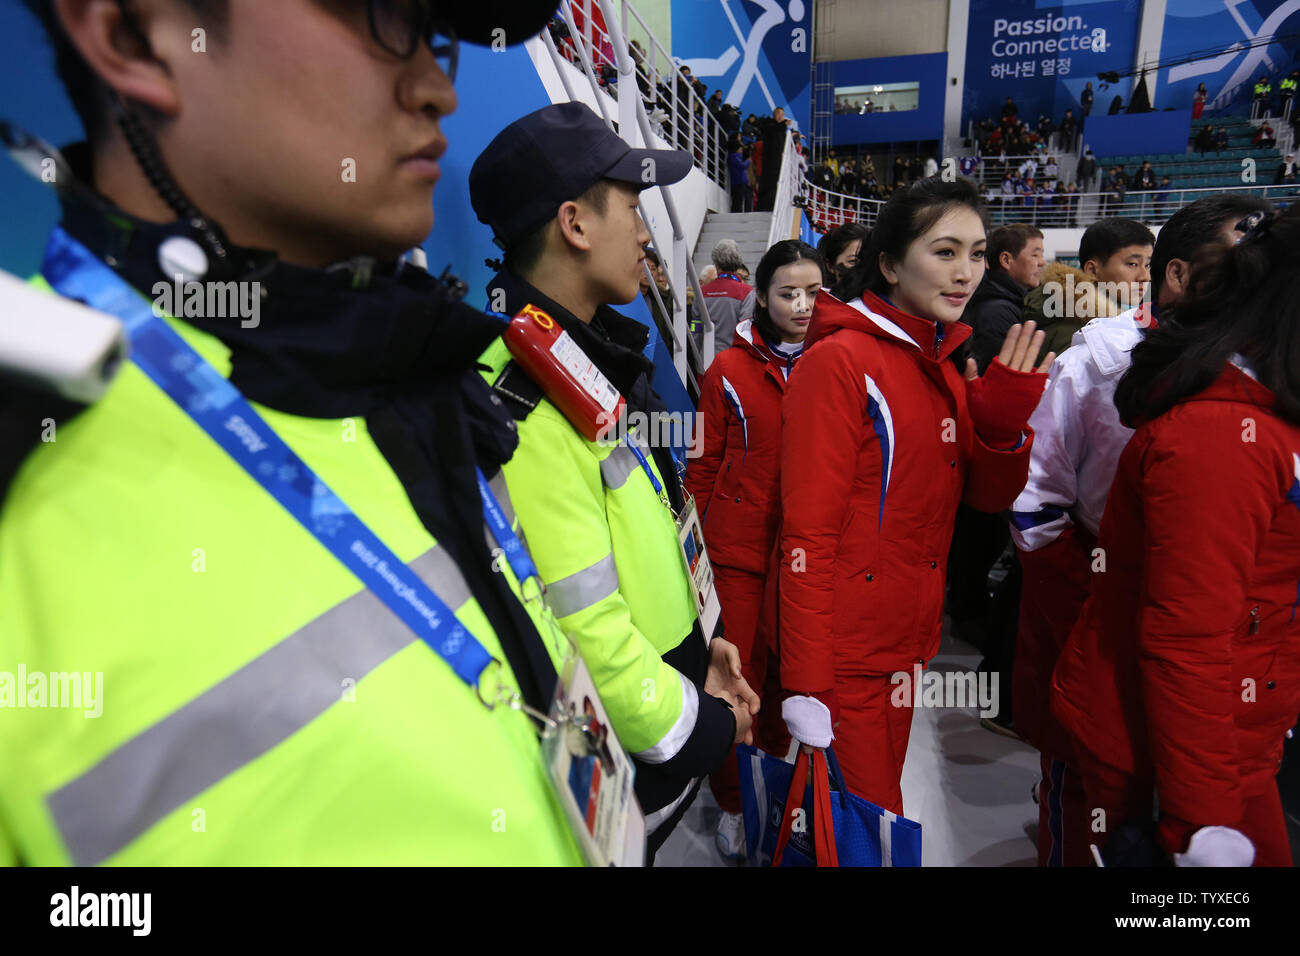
[[1193, 82, 1208, 120], [817, 222, 871, 286], [1052, 207, 1300, 866], [778, 178, 1053, 816], [687, 240, 824, 860]]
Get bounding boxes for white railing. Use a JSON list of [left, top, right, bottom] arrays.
[[985, 182, 1300, 227], [798, 179, 1300, 233], [551, 1, 730, 191], [800, 182, 884, 233]]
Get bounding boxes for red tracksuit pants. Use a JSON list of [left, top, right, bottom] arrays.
[[831, 674, 916, 817], [709, 565, 790, 813]]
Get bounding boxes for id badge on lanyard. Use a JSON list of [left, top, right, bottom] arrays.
[[627, 438, 721, 641], [536, 652, 646, 867]]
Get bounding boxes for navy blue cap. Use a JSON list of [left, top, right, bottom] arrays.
[[469, 102, 693, 249]]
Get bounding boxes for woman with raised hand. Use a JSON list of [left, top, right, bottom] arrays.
[[687, 239, 824, 862], [778, 177, 1052, 816]]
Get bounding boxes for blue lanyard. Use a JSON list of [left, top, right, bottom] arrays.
[[41, 227, 533, 693], [626, 437, 668, 502]]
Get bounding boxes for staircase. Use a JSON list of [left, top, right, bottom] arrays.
[[692, 211, 774, 278]]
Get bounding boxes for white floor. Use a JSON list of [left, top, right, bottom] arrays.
[[657, 624, 1042, 867]]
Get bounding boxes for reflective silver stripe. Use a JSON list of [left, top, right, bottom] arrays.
[[599, 443, 640, 490], [632, 672, 698, 764], [599, 430, 651, 491], [486, 470, 531, 558], [644, 779, 697, 835], [544, 552, 619, 618], [488, 470, 515, 524], [46, 546, 471, 867]]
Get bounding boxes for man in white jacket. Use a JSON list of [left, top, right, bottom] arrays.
[[1009, 194, 1270, 868]]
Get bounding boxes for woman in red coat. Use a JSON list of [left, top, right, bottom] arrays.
[[687, 239, 824, 860], [778, 177, 1053, 816], [1052, 206, 1300, 866]]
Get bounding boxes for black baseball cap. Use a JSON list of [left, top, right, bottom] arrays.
[[469, 102, 693, 249], [449, 1, 564, 46]]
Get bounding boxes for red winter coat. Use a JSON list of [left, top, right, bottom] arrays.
[[687, 319, 798, 573], [779, 291, 1035, 693], [1052, 364, 1300, 833]]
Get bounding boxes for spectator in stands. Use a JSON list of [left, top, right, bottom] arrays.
[[1277, 153, 1297, 184], [688, 239, 824, 861], [1193, 82, 1208, 120], [893, 155, 908, 186], [756, 107, 790, 211], [967, 225, 1046, 373], [818, 222, 872, 286], [1253, 122, 1276, 149], [1076, 148, 1098, 191], [1022, 217, 1153, 364], [1060, 109, 1078, 152], [1103, 165, 1128, 215], [838, 158, 858, 194], [1003, 96, 1020, 121], [811, 159, 835, 191], [728, 137, 753, 212], [1081, 81, 1094, 117], [1195, 124, 1216, 154], [1015, 193, 1271, 868], [1065, 180, 1082, 227], [1001, 171, 1019, 207], [697, 239, 757, 358], [640, 247, 672, 341], [1053, 200, 1300, 869], [1053, 180, 1070, 226], [778, 177, 1050, 818], [924, 155, 939, 178], [1044, 156, 1059, 182], [1018, 154, 1039, 181], [1214, 126, 1230, 151], [708, 90, 724, 116], [1155, 176, 1173, 210], [1134, 161, 1158, 191], [1037, 115, 1056, 146]]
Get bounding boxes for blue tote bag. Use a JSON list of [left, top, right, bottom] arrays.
[[737, 743, 922, 867]]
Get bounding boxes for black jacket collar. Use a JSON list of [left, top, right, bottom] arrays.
[[487, 269, 657, 404]]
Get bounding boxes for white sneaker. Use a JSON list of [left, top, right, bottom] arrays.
[[715, 811, 746, 863]]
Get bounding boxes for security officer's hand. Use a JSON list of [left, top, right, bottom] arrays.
[[705, 638, 759, 746]]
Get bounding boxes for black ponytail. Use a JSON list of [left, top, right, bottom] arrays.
[[1115, 205, 1300, 428]]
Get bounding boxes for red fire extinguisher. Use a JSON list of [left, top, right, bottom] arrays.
[[503, 304, 625, 443]]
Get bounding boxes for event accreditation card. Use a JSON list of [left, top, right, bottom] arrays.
[[541, 653, 645, 866], [676, 494, 721, 641]]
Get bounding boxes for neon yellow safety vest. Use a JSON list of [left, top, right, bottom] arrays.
[[0, 278, 584, 866], [478, 334, 717, 824]]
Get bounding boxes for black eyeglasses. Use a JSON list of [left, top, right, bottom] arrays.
[[366, 0, 458, 77]]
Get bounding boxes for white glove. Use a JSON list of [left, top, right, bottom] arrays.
[[1173, 826, 1255, 867], [782, 695, 834, 749]]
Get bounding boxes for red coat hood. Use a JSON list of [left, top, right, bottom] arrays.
[[805, 289, 973, 364]]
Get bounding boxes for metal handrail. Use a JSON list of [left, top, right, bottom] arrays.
[[557, 0, 729, 191], [801, 179, 1300, 232]]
